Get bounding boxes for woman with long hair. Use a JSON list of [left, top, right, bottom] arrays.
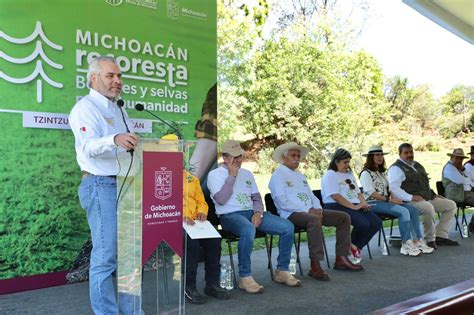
[[321, 148, 382, 261]]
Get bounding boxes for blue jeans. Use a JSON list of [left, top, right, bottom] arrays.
[[324, 203, 382, 250], [79, 175, 143, 315], [369, 201, 423, 242], [220, 210, 294, 277]]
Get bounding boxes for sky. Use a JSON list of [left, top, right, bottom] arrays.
[[356, 0, 474, 97]]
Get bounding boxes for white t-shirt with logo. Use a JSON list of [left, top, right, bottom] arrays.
[[321, 169, 360, 204], [207, 166, 259, 215], [269, 165, 322, 219]]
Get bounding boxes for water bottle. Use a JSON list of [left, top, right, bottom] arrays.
[[225, 264, 234, 290], [462, 223, 469, 238], [289, 252, 297, 275], [381, 242, 388, 256], [220, 263, 227, 289]]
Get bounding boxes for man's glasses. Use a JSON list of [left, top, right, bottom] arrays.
[[345, 179, 356, 190]]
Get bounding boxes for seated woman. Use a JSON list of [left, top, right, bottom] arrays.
[[321, 148, 382, 261], [359, 145, 433, 256]]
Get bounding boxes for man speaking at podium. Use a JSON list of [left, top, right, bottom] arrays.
[[69, 56, 140, 315]]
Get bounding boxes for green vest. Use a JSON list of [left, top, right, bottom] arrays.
[[392, 160, 436, 200], [441, 162, 465, 203]]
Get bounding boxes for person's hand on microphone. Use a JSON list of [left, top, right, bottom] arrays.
[[114, 133, 139, 151]]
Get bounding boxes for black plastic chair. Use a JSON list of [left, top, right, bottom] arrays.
[[205, 195, 274, 287], [264, 192, 331, 275], [436, 181, 468, 238]]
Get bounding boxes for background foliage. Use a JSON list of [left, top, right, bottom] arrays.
[[217, 0, 474, 178]]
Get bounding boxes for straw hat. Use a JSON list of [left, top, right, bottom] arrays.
[[362, 145, 389, 157], [272, 142, 309, 164], [447, 148, 468, 159]]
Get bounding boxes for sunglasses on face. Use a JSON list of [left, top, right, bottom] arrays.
[[345, 179, 356, 190]]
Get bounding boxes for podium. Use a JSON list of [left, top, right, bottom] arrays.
[[116, 138, 195, 314]]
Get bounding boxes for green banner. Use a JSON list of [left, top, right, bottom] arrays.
[[0, 0, 216, 285]]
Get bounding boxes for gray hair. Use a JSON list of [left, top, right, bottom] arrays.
[[87, 56, 118, 88]]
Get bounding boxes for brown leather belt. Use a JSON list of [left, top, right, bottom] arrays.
[[82, 171, 116, 180]]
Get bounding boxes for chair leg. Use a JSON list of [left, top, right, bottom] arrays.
[[227, 239, 237, 289], [389, 219, 394, 237], [322, 233, 330, 269], [268, 235, 273, 270], [461, 207, 467, 225], [160, 245, 170, 305], [381, 227, 390, 256], [264, 235, 274, 281], [366, 243, 372, 260], [377, 228, 382, 247], [295, 232, 303, 275], [454, 208, 464, 238]]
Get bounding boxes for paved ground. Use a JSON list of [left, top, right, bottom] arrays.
[[2, 217, 474, 315]]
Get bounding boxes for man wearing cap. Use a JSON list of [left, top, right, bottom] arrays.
[[269, 142, 363, 281], [442, 148, 474, 233], [207, 140, 300, 293], [388, 143, 458, 249]]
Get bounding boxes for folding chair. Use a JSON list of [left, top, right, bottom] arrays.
[[264, 193, 331, 275], [205, 195, 274, 288], [436, 181, 468, 238]]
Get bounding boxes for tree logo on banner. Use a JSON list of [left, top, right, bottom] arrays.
[[105, 0, 123, 6], [167, 0, 179, 20], [0, 21, 63, 103], [155, 167, 173, 200]]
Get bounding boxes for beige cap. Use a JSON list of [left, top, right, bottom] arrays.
[[272, 142, 309, 164], [221, 140, 245, 157]]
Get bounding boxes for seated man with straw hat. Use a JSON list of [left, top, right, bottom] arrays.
[[160, 134, 230, 304], [269, 142, 363, 281], [442, 148, 474, 233], [207, 140, 300, 294]]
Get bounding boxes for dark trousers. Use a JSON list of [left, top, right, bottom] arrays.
[[324, 203, 382, 249], [185, 234, 221, 289], [288, 210, 351, 261]]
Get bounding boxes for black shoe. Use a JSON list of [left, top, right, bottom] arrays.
[[426, 241, 438, 250], [185, 288, 206, 305], [435, 237, 459, 246], [204, 284, 230, 300]]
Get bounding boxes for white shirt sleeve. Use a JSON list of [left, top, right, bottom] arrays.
[[69, 104, 118, 159], [443, 163, 470, 186], [323, 170, 342, 197], [269, 171, 303, 213], [207, 169, 226, 198], [359, 170, 375, 199], [464, 164, 474, 186], [387, 165, 412, 202]]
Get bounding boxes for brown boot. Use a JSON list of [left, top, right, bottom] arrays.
[[308, 260, 330, 281], [334, 256, 364, 272]]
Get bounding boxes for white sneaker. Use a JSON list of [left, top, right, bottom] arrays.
[[416, 240, 434, 254], [400, 241, 421, 256]]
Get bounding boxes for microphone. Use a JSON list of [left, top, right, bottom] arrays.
[[135, 103, 182, 139], [116, 99, 134, 154]]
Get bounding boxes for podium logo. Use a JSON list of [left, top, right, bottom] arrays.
[[155, 167, 172, 200], [0, 21, 63, 103], [167, 0, 179, 20], [105, 0, 123, 6]]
